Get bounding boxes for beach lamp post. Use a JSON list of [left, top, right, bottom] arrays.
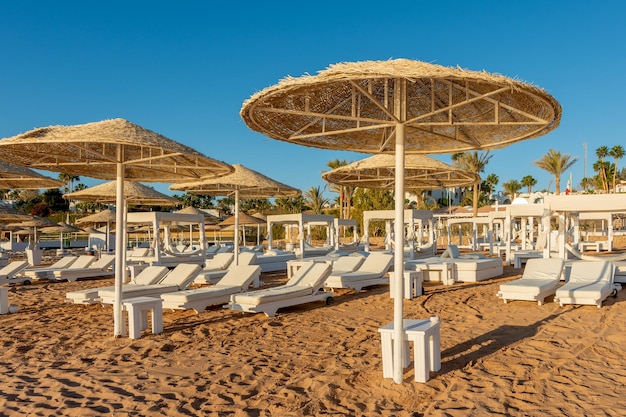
[[240, 59, 561, 383], [0, 118, 233, 337]]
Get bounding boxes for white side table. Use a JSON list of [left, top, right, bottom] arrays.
[[389, 270, 423, 299], [122, 297, 163, 339], [378, 318, 441, 382]]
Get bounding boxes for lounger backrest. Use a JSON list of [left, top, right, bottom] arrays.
[[236, 251, 257, 266], [285, 262, 317, 286], [331, 255, 364, 273], [48, 256, 78, 269], [89, 254, 116, 270], [70, 255, 97, 269], [217, 245, 234, 253], [358, 253, 393, 274], [523, 258, 564, 281], [158, 263, 202, 289], [441, 245, 460, 259], [0, 260, 29, 276], [133, 265, 170, 285], [129, 247, 150, 258], [568, 261, 614, 284], [296, 262, 332, 288], [216, 265, 261, 287], [206, 245, 220, 254], [205, 253, 234, 270]]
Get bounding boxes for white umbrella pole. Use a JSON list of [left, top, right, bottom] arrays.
[[113, 159, 125, 337], [392, 128, 406, 383], [234, 190, 240, 265], [392, 93, 406, 384]]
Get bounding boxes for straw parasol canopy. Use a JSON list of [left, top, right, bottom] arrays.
[[219, 212, 267, 226], [39, 222, 83, 234], [241, 59, 561, 154], [0, 160, 64, 189], [39, 222, 84, 251], [322, 154, 479, 189], [0, 118, 233, 337], [175, 206, 219, 224], [171, 163, 301, 199], [171, 163, 300, 263], [240, 58, 561, 384], [65, 181, 178, 206], [76, 209, 117, 225], [0, 205, 31, 222]]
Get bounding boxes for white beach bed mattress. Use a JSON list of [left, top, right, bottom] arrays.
[[162, 285, 236, 303], [233, 285, 311, 304], [499, 278, 557, 294], [453, 258, 503, 282]]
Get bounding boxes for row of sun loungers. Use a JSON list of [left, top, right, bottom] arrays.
[[497, 258, 620, 307]]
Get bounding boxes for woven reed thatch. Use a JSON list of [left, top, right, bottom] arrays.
[[8, 216, 56, 228], [76, 209, 117, 224], [0, 118, 233, 181], [39, 222, 83, 234], [241, 59, 561, 154], [0, 205, 31, 221], [0, 161, 64, 189], [322, 154, 479, 189], [175, 206, 219, 223], [65, 181, 178, 206], [171, 164, 301, 198], [219, 212, 267, 226]]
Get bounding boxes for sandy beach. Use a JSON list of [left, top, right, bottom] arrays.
[[2, 261, 626, 416]]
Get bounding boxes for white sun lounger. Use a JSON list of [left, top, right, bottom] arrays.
[[161, 265, 262, 313], [554, 261, 617, 308], [228, 262, 334, 317], [23, 255, 88, 281], [0, 261, 31, 285], [194, 252, 257, 285], [51, 254, 116, 282], [97, 263, 202, 304], [496, 258, 565, 305], [65, 265, 170, 304], [324, 252, 393, 293]]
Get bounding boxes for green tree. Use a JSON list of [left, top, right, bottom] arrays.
[[58, 173, 80, 193], [502, 179, 522, 200], [610, 145, 624, 193], [172, 193, 214, 209], [534, 149, 578, 195], [351, 188, 395, 237], [304, 186, 329, 214], [324, 159, 354, 219], [451, 151, 492, 217], [275, 196, 306, 214], [520, 175, 537, 194], [595, 146, 609, 193]]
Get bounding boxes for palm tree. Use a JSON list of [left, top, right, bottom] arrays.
[[502, 179, 522, 201], [304, 186, 329, 214], [610, 145, 624, 193], [534, 149, 578, 195], [451, 151, 492, 217], [520, 175, 537, 194], [595, 146, 609, 193], [324, 159, 353, 219], [58, 173, 80, 193]]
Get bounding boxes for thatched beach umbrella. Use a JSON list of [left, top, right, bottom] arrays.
[[0, 205, 31, 222], [39, 222, 84, 251], [322, 154, 479, 189], [0, 118, 233, 337], [171, 163, 300, 264], [65, 180, 178, 206], [322, 153, 479, 256], [240, 58, 561, 383], [0, 160, 64, 189]]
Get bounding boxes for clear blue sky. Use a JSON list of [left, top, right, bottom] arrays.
[[1, 1, 624, 201]]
